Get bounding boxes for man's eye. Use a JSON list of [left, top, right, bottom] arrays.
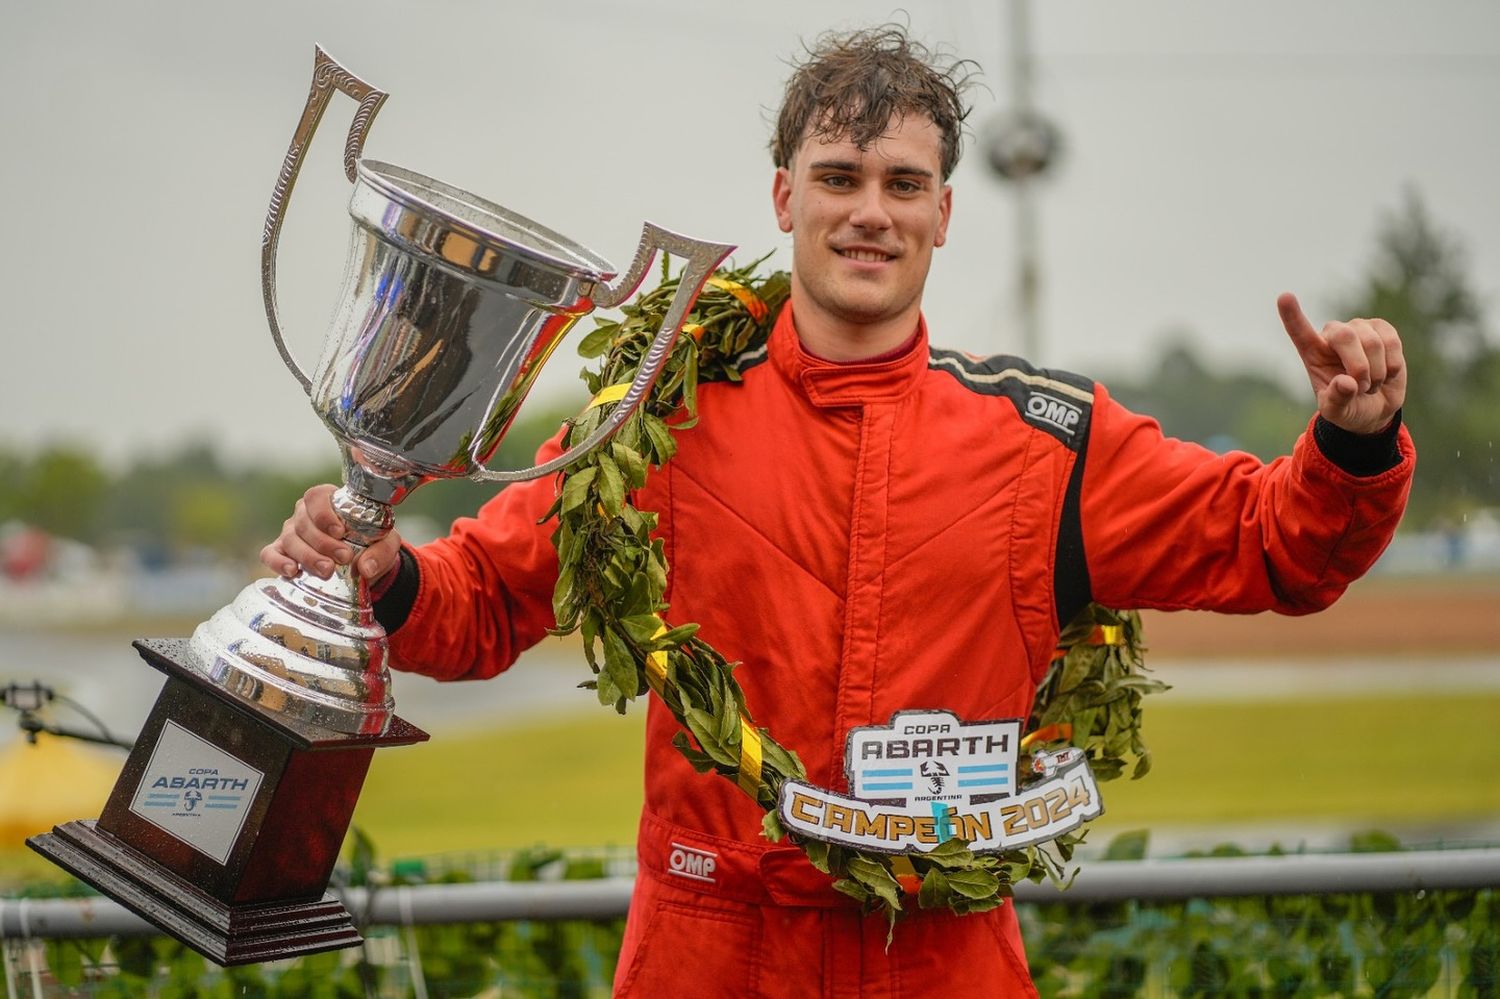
[[891, 180, 921, 194], [823, 175, 854, 188]]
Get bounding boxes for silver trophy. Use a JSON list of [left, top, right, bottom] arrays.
[[191, 47, 735, 736], [29, 46, 733, 965]]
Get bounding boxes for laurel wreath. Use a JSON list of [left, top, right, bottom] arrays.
[[546, 257, 1166, 933]]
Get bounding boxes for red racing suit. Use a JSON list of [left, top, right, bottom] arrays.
[[383, 303, 1414, 997]]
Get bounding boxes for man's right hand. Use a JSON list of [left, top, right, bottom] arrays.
[[259, 484, 405, 584]]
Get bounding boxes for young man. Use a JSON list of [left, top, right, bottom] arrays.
[[264, 26, 1413, 997]]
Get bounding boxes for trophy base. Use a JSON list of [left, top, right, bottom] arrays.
[[30, 820, 360, 966], [27, 637, 428, 967]]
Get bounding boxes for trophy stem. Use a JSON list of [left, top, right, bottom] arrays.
[[330, 484, 395, 549], [181, 480, 403, 736]]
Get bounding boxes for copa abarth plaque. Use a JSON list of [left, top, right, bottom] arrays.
[[29, 46, 731, 966], [778, 710, 1103, 855]]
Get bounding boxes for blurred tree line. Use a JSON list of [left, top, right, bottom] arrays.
[[1100, 191, 1496, 529], [1, 193, 1495, 555], [0, 403, 577, 559]]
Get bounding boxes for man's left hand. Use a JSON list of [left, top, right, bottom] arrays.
[[1277, 292, 1407, 435]]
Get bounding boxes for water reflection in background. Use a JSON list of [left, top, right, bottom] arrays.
[[0, 627, 590, 753]]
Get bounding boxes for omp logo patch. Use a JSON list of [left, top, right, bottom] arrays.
[[1026, 392, 1082, 435], [667, 842, 718, 883]]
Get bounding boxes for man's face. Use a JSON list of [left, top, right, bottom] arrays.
[[772, 113, 952, 342]]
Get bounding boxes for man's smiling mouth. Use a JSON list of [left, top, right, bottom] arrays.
[[837, 248, 895, 263]]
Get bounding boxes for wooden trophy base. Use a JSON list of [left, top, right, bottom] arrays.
[[29, 638, 428, 966], [33, 820, 361, 965]]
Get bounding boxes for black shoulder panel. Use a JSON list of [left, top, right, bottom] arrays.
[[928, 348, 1096, 452], [1054, 444, 1092, 629], [731, 340, 772, 376], [926, 348, 1096, 628]]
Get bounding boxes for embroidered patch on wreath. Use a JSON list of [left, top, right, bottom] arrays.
[[778, 710, 1103, 855]]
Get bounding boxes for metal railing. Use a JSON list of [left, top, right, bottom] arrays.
[[5, 847, 1498, 941]]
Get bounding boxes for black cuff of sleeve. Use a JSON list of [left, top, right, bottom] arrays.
[[1313, 410, 1404, 477], [373, 546, 419, 633]]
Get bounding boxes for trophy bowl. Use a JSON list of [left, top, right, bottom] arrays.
[[190, 49, 733, 739]]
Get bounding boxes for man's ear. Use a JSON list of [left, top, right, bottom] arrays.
[[933, 184, 953, 248], [771, 166, 794, 234]]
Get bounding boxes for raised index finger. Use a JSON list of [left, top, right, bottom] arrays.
[[1276, 291, 1321, 351]]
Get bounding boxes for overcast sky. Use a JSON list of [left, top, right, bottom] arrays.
[[3, 1, 1496, 470]]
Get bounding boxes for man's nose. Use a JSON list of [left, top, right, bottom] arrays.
[[848, 186, 892, 230]]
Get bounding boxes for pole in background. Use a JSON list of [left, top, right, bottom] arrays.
[[981, 0, 1063, 362]]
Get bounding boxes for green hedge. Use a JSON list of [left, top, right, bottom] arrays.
[[8, 837, 1497, 998]]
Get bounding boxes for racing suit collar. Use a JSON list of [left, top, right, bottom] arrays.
[[770, 300, 931, 408]]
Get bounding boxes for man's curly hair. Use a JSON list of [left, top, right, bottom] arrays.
[[771, 25, 977, 181]]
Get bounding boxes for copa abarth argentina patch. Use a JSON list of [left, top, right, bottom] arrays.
[[776, 709, 1104, 855]]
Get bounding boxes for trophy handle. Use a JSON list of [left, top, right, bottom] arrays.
[[262, 45, 388, 393], [472, 223, 735, 483]]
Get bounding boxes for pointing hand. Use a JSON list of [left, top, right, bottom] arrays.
[[1277, 292, 1406, 436]]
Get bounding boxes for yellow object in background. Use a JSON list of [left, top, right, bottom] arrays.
[[0, 737, 118, 847]]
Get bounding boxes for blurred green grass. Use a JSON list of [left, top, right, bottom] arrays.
[[1089, 692, 1500, 833], [5, 690, 1496, 888], [350, 690, 1500, 860], [351, 708, 648, 859]]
